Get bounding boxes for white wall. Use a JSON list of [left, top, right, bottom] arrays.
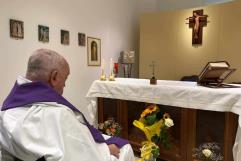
[[135, 0, 159, 13], [140, 0, 241, 82], [0, 0, 143, 121], [1, 0, 233, 121]]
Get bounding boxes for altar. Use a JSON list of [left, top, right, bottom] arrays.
[[86, 78, 241, 161]]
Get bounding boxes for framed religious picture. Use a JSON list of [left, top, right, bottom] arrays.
[[61, 30, 69, 45], [10, 19, 24, 39], [38, 25, 49, 43], [78, 33, 86, 46], [87, 37, 101, 66]]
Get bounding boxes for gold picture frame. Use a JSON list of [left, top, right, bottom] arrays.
[[87, 37, 101, 66]]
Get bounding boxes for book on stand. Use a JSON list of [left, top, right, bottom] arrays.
[[197, 61, 237, 88]]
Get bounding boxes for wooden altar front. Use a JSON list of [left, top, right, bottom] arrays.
[[86, 78, 241, 161], [97, 98, 238, 161]]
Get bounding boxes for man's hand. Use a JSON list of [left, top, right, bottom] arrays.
[[108, 144, 120, 158]]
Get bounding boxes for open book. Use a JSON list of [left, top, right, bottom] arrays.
[[198, 61, 236, 87]]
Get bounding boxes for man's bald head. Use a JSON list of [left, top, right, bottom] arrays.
[[26, 49, 70, 95]]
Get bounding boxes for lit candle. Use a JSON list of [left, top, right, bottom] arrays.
[[101, 59, 105, 75], [109, 58, 115, 81], [100, 59, 106, 80], [110, 58, 113, 75]]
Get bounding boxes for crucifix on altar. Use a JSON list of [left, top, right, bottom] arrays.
[[186, 9, 208, 45]]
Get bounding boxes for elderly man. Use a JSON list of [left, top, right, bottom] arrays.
[[0, 49, 135, 161]]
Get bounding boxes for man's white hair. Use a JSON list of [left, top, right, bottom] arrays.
[[26, 49, 66, 82]]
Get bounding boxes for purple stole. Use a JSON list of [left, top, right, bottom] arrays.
[[2, 81, 128, 148]]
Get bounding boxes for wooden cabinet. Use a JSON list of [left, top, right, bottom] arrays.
[[97, 98, 238, 161]]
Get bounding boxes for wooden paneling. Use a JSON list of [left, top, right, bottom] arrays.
[[97, 98, 238, 161], [224, 112, 239, 161]]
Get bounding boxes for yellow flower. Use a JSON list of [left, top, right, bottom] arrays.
[[139, 141, 159, 160], [133, 119, 164, 141], [133, 104, 174, 160], [141, 141, 156, 160], [141, 105, 158, 118]]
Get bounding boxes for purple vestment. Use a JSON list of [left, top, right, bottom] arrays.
[[2, 81, 128, 148]]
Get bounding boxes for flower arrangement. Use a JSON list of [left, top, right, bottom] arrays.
[[133, 104, 174, 161], [192, 142, 223, 161], [98, 117, 121, 136]]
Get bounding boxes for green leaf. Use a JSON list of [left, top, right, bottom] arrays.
[[159, 128, 172, 150], [145, 113, 156, 125], [151, 134, 160, 143], [151, 147, 160, 159]]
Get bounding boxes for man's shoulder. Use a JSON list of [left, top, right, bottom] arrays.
[[1, 102, 74, 120], [34, 102, 71, 109], [0, 103, 77, 131], [40, 102, 75, 115], [31, 102, 76, 116]]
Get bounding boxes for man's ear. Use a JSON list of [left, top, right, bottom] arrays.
[[49, 70, 58, 87]]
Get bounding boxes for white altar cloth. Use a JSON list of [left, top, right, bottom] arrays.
[[86, 78, 241, 123], [86, 78, 241, 161]]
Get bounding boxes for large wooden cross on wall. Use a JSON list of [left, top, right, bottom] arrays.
[[186, 9, 208, 45]]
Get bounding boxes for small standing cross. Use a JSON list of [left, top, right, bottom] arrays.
[[149, 61, 157, 85], [149, 61, 156, 77], [186, 9, 208, 45]]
